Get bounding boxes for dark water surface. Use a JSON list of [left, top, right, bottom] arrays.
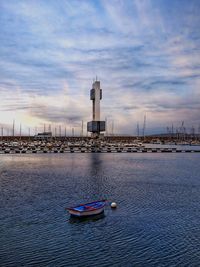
[[0, 153, 200, 267]]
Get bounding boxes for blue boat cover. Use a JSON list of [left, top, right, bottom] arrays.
[[72, 201, 105, 212]]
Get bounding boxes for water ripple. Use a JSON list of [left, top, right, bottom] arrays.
[[0, 153, 200, 266]]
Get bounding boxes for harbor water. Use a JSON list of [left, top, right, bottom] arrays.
[[0, 153, 200, 266]]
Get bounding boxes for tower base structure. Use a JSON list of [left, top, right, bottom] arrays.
[[87, 121, 105, 133], [87, 121, 105, 138]]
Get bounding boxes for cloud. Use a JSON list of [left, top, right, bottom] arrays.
[[0, 0, 200, 134]]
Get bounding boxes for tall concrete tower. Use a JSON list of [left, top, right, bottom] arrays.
[[87, 80, 105, 137]]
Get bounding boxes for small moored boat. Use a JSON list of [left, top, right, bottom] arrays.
[[66, 200, 107, 217]]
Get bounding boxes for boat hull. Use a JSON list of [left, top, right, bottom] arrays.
[[66, 200, 106, 217], [69, 208, 105, 217]]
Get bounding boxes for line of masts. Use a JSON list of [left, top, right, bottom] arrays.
[[1, 118, 200, 139], [166, 121, 200, 140], [1, 118, 116, 137]]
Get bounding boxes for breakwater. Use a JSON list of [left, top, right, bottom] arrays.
[[1, 141, 200, 153]]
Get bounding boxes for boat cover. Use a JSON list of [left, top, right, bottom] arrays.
[[70, 200, 106, 212]]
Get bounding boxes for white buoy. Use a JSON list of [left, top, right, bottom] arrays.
[[111, 202, 117, 208]]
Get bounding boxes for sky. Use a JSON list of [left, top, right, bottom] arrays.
[[0, 0, 200, 135]]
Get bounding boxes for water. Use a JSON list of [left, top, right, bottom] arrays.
[[0, 153, 200, 267]]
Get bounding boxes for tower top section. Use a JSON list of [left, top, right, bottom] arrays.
[[92, 80, 100, 89], [90, 81, 102, 101]]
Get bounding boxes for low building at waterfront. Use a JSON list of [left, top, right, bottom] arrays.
[[34, 132, 52, 141]]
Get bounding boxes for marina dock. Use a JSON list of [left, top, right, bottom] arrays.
[[1, 140, 200, 154]]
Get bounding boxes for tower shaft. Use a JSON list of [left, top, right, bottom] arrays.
[[87, 80, 105, 137]]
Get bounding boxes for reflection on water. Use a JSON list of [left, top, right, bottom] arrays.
[[87, 153, 108, 201], [0, 153, 200, 267], [88, 152, 104, 176], [68, 211, 105, 224]]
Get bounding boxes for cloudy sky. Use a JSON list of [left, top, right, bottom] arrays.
[[0, 0, 200, 135]]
